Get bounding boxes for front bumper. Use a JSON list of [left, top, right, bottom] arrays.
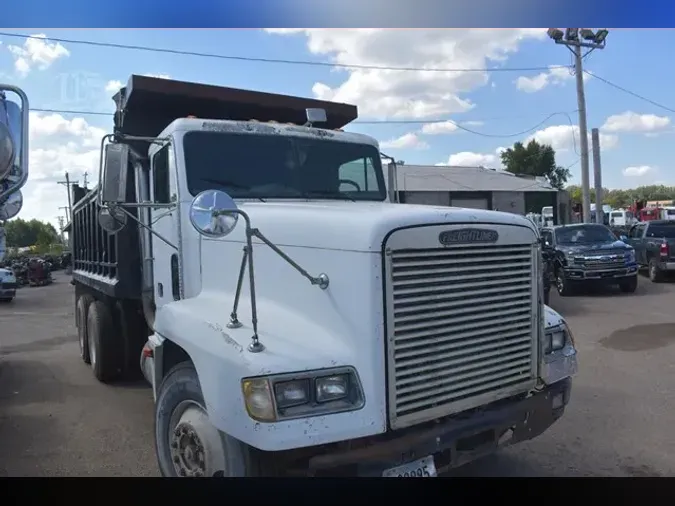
[[0, 283, 16, 298], [303, 378, 572, 476], [564, 263, 638, 281]]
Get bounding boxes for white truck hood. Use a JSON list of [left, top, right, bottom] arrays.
[[235, 201, 538, 253]]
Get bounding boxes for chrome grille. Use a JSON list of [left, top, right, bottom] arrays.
[[577, 252, 625, 269], [386, 242, 537, 429]]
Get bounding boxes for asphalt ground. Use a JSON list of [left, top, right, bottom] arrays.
[[1, 271, 675, 476]]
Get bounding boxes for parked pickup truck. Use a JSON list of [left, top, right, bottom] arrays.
[[540, 223, 638, 296], [621, 220, 675, 282]]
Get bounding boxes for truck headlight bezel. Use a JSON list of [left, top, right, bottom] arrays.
[[241, 366, 365, 423], [544, 323, 574, 355], [626, 250, 636, 263]]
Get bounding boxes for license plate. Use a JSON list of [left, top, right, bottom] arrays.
[[382, 455, 437, 477]]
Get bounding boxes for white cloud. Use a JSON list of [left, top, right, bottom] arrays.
[[7, 34, 69, 76], [515, 65, 588, 93], [13, 113, 104, 228], [527, 124, 619, 152], [421, 121, 459, 135], [266, 29, 546, 119], [601, 111, 671, 133], [623, 165, 655, 177], [380, 132, 428, 150], [445, 151, 498, 167], [104, 73, 171, 94], [105, 80, 124, 94]]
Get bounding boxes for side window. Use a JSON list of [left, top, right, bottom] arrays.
[[152, 145, 171, 204], [338, 157, 378, 193]]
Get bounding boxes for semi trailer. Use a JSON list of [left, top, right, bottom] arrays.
[[69, 74, 578, 477]]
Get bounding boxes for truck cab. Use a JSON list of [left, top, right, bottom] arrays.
[[70, 75, 578, 477]]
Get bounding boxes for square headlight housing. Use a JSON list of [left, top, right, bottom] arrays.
[[242, 367, 365, 422], [544, 323, 574, 354]]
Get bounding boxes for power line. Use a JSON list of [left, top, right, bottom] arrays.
[[0, 31, 570, 74], [584, 70, 675, 115], [31, 106, 578, 139]]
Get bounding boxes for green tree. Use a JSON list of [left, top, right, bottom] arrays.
[[500, 140, 571, 190], [4, 218, 59, 248], [565, 185, 675, 209]]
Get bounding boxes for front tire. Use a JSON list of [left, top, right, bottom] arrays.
[[155, 362, 263, 477], [556, 270, 574, 297], [619, 275, 638, 293]]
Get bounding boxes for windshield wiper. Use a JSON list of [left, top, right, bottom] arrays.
[[301, 190, 355, 202]]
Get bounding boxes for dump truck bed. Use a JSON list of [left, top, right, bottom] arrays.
[[113, 74, 358, 140]]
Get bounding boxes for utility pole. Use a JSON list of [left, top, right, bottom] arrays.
[[57, 171, 79, 221], [591, 128, 603, 224], [546, 28, 609, 223], [56, 216, 65, 243], [59, 206, 70, 223]]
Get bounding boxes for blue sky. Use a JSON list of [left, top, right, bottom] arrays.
[[1, 28, 673, 226]]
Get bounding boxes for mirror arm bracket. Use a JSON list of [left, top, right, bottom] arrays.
[[114, 204, 178, 250], [249, 227, 330, 290]]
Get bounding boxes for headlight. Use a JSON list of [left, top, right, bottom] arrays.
[[316, 375, 348, 402], [544, 323, 574, 354], [564, 252, 576, 265], [626, 250, 635, 263], [241, 367, 364, 423]]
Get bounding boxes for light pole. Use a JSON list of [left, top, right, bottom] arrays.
[[546, 28, 609, 224]]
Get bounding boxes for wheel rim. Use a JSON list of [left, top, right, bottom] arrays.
[[169, 400, 226, 477]]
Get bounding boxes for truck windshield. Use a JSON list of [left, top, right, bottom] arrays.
[[555, 225, 616, 244], [183, 131, 386, 201], [647, 224, 675, 238]]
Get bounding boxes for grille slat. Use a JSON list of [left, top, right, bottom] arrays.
[[396, 341, 533, 384], [394, 276, 531, 298], [387, 239, 537, 428]]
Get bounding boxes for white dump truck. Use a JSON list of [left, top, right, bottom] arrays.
[[64, 75, 577, 477], [0, 84, 29, 264]]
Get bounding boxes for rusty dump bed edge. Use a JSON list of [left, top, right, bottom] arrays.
[[112, 74, 358, 138]]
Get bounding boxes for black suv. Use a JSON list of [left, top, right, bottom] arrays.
[[541, 223, 638, 296]]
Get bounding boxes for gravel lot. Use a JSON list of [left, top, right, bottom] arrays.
[[1, 272, 675, 477]]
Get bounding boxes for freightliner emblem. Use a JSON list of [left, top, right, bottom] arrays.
[[439, 228, 499, 246]]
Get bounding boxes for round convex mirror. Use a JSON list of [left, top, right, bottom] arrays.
[[0, 190, 23, 221], [98, 206, 127, 234], [189, 190, 239, 238], [0, 122, 15, 181]]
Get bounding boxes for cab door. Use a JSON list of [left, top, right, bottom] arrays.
[[149, 143, 182, 308]]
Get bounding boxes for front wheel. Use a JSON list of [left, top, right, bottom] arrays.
[[155, 362, 264, 477], [556, 270, 574, 297], [619, 275, 638, 293]]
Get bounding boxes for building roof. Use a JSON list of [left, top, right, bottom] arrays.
[[395, 164, 557, 193]]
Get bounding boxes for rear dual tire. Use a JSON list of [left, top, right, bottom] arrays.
[[76, 294, 145, 382]]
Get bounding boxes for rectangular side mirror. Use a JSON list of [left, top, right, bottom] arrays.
[[101, 143, 130, 203]]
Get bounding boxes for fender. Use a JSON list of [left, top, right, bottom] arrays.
[[152, 291, 386, 451]]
